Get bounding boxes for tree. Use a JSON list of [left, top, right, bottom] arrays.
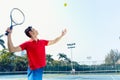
[[0, 39, 5, 49], [105, 49, 120, 65], [14, 56, 28, 71], [46, 54, 54, 65], [58, 53, 67, 60], [58, 53, 71, 63], [0, 49, 15, 71], [0, 49, 28, 71]]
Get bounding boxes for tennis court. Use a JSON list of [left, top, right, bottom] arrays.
[[0, 74, 120, 80], [43, 74, 120, 80]]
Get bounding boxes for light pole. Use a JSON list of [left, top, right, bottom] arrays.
[[67, 43, 75, 73]]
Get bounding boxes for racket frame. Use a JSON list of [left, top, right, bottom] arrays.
[[5, 8, 25, 35]]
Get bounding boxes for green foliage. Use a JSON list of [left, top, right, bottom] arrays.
[[46, 54, 54, 65], [105, 49, 120, 65], [0, 49, 27, 72], [1, 49, 120, 72], [45, 53, 78, 71], [14, 56, 28, 71], [0, 39, 6, 49]]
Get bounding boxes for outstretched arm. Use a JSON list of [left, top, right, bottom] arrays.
[[47, 29, 67, 46], [7, 28, 22, 52]]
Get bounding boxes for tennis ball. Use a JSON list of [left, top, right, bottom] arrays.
[[64, 3, 67, 7]]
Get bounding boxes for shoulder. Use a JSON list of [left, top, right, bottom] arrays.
[[39, 39, 49, 42], [39, 39, 49, 45]]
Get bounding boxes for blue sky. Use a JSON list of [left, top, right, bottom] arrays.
[[0, 0, 120, 64]]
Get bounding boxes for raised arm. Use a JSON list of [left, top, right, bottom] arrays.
[[7, 28, 22, 52], [47, 29, 67, 46]]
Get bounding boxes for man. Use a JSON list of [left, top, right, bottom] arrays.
[[6, 26, 67, 80]]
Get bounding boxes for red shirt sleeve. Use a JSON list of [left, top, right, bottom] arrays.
[[41, 40, 49, 46], [19, 42, 28, 50]]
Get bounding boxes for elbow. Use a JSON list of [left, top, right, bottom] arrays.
[[9, 49, 14, 53], [8, 48, 15, 53]]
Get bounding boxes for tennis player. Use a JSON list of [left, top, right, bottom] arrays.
[[6, 26, 67, 80]]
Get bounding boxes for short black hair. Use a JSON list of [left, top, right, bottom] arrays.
[[24, 26, 32, 38]]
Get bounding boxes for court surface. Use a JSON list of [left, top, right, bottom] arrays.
[[0, 74, 120, 80]]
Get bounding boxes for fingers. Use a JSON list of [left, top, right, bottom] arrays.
[[64, 29, 67, 33], [62, 28, 67, 36], [6, 27, 12, 34]]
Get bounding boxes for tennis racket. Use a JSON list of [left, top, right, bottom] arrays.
[[0, 8, 25, 38]]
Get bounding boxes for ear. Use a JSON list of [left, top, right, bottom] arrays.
[[29, 31, 32, 36], [29, 31, 32, 33]]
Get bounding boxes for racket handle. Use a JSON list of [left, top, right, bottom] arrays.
[[5, 26, 13, 35], [5, 31, 9, 35]]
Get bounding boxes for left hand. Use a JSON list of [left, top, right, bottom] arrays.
[[61, 29, 67, 36]]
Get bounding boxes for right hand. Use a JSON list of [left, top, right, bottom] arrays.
[[6, 27, 12, 35]]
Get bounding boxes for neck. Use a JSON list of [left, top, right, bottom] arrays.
[[31, 36, 38, 41]]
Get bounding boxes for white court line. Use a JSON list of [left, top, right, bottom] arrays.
[[111, 75, 115, 80]]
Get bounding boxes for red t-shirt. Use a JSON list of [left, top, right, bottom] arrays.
[[20, 39, 49, 70]]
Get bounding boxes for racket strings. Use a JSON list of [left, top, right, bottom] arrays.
[[11, 9, 25, 25]]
